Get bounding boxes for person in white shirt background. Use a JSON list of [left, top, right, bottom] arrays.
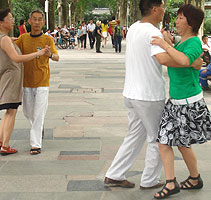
[[202, 35, 211, 53], [87, 19, 95, 49]]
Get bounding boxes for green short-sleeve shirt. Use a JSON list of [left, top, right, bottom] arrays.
[[168, 37, 202, 100]]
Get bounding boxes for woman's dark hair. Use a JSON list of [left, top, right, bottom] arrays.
[[139, 0, 162, 16], [103, 19, 107, 25], [20, 19, 25, 26], [177, 4, 204, 35], [0, 8, 11, 21]]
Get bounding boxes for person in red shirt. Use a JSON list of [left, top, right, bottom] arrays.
[[18, 19, 27, 35]]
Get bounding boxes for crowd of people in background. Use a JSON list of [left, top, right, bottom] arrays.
[[28, 17, 128, 53]]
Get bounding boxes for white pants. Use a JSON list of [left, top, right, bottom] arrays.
[[23, 87, 49, 148], [105, 97, 165, 187]]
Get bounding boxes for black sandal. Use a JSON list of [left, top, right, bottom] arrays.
[[154, 177, 180, 199], [30, 148, 41, 155], [180, 174, 203, 190]]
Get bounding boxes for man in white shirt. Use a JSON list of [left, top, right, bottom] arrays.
[[104, 0, 166, 189], [87, 19, 95, 49], [104, 0, 202, 189]]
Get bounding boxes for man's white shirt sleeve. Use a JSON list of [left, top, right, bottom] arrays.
[[150, 31, 166, 56]]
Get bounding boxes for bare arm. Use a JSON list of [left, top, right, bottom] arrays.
[[202, 48, 209, 51], [1, 36, 46, 63], [152, 36, 190, 66], [155, 52, 202, 69], [155, 52, 189, 68], [23, 25, 27, 33], [113, 29, 115, 39]]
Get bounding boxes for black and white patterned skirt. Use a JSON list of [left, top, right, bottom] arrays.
[[157, 98, 211, 147]]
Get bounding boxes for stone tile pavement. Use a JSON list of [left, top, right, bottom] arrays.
[[0, 40, 211, 200]]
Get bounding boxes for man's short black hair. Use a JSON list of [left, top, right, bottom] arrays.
[[29, 9, 45, 19], [139, 0, 163, 16], [0, 8, 11, 21], [202, 35, 208, 40]]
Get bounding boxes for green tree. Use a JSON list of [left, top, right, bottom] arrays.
[[164, 0, 183, 28], [12, 0, 43, 36]]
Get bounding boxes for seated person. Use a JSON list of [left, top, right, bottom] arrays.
[[202, 35, 211, 53], [202, 35, 211, 67], [200, 62, 211, 90]]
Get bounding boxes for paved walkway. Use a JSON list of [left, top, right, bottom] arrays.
[[0, 40, 211, 200]]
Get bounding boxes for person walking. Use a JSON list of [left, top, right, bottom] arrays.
[[151, 4, 209, 199], [82, 21, 87, 49], [87, 19, 95, 49], [95, 21, 103, 53], [113, 19, 123, 53], [15, 9, 59, 155], [0, 8, 47, 155], [77, 25, 84, 50], [110, 17, 116, 48], [104, 0, 203, 190], [101, 19, 108, 48]]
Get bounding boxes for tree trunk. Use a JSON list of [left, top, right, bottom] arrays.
[[120, 0, 127, 26], [109, 1, 120, 19], [0, 0, 10, 9], [58, 0, 63, 27], [0, 0, 12, 10], [76, 4, 84, 23], [71, 0, 78, 25], [62, 0, 67, 26], [130, 0, 141, 25], [37, 0, 45, 7], [49, 0, 55, 31], [164, 0, 167, 7], [58, 0, 67, 27]]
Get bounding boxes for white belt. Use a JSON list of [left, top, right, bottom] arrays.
[[170, 92, 203, 105]]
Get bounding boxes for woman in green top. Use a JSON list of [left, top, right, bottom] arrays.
[[151, 4, 211, 199]]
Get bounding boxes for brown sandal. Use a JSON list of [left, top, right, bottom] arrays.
[[30, 148, 41, 155]]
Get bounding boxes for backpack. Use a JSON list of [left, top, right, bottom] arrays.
[[115, 25, 122, 37]]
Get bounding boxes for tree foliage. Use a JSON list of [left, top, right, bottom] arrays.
[[1, 0, 210, 35], [12, 0, 43, 36], [164, 0, 183, 27]]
